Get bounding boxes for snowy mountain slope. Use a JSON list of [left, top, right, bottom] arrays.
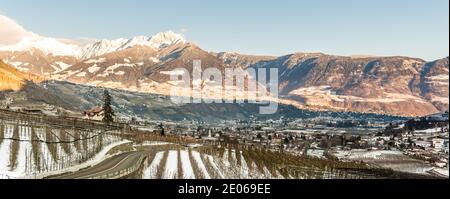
[[249, 54, 449, 116], [79, 31, 186, 60], [0, 49, 79, 75], [0, 31, 187, 76], [0, 31, 186, 60]]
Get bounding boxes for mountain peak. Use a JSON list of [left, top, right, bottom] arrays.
[[79, 31, 186, 59], [0, 35, 81, 57], [149, 31, 186, 48], [0, 31, 186, 60]]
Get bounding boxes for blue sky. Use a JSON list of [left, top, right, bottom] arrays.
[[0, 0, 448, 60]]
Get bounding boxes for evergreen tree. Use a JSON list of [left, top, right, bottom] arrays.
[[158, 123, 165, 136], [102, 89, 115, 123]]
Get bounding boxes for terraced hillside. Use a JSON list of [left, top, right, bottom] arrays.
[[0, 109, 125, 179]]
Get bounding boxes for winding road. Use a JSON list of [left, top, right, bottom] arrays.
[[50, 151, 146, 179]]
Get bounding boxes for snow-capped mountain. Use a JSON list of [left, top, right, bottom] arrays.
[[0, 31, 186, 60], [0, 35, 81, 57], [0, 31, 187, 75], [79, 31, 186, 60]]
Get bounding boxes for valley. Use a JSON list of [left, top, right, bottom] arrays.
[[0, 19, 448, 181]]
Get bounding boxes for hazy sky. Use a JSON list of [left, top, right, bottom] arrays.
[[0, 0, 448, 60]]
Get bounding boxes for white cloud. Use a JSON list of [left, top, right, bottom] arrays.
[[0, 15, 97, 49], [0, 15, 38, 46]]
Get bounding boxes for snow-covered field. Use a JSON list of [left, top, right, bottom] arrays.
[[0, 123, 123, 179], [414, 127, 445, 134], [331, 149, 435, 175], [141, 149, 283, 179]]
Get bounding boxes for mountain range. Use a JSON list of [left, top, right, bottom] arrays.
[[0, 31, 448, 117]]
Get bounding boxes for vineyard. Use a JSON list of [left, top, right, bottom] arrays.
[[133, 141, 428, 179], [0, 109, 124, 179]]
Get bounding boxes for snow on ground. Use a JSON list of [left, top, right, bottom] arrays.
[[55, 61, 72, 71], [206, 149, 274, 179], [180, 150, 195, 179], [84, 58, 106, 64], [87, 64, 101, 73], [239, 154, 250, 179], [105, 63, 134, 71], [12, 126, 33, 177], [50, 64, 61, 72], [191, 151, 211, 179], [163, 151, 178, 179], [39, 141, 55, 172], [1, 126, 36, 178], [289, 86, 429, 104], [306, 149, 325, 158], [188, 143, 203, 148], [431, 96, 449, 104], [0, 125, 13, 178], [263, 166, 274, 178], [428, 74, 449, 81], [150, 57, 160, 63], [133, 141, 172, 147], [7, 61, 22, 67], [415, 127, 444, 134], [429, 168, 449, 178], [333, 150, 403, 160], [142, 151, 164, 179], [332, 149, 434, 175], [207, 155, 224, 179], [75, 72, 87, 77], [114, 71, 125, 76], [160, 70, 186, 75], [20, 140, 131, 179]]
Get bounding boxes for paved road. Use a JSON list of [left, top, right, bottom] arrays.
[[51, 151, 145, 179]]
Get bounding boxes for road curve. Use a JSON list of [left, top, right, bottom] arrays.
[[50, 151, 145, 179]]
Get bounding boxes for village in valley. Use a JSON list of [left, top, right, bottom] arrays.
[[145, 112, 450, 178]]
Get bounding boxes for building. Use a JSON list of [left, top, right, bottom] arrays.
[[83, 107, 104, 120], [415, 140, 432, 148], [432, 138, 445, 149]]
